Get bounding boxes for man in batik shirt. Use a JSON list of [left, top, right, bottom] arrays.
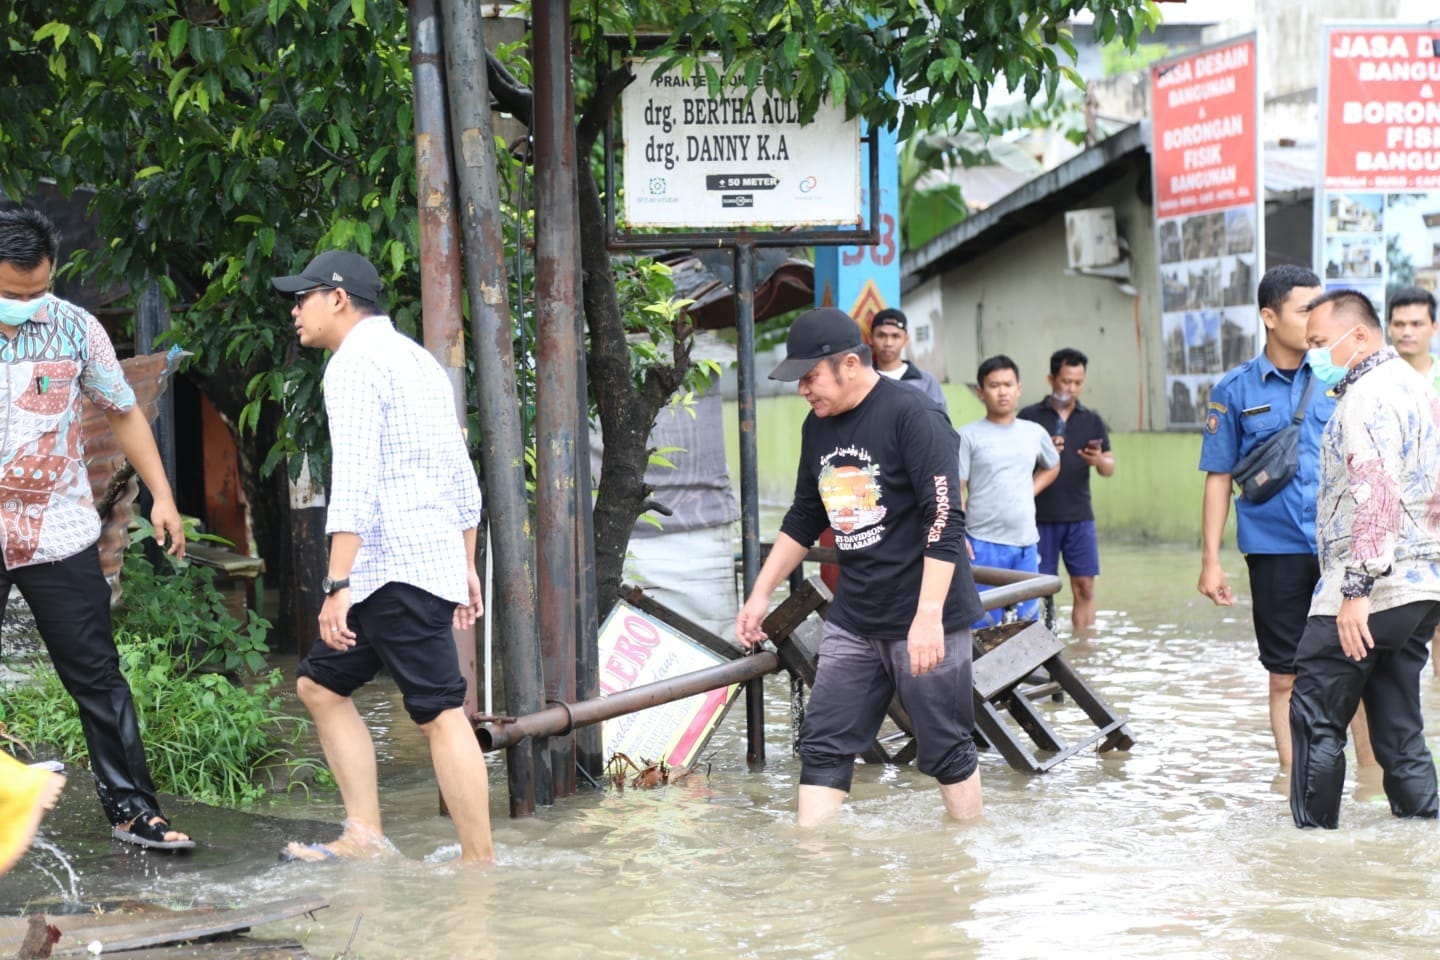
[[1289, 289, 1440, 829], [0, 204, 191, 850]]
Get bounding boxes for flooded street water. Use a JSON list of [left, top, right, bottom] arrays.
[[7, 542, 1440, 958]]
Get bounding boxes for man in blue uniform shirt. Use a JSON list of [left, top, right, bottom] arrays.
[[1197, 265, 1373, 772]]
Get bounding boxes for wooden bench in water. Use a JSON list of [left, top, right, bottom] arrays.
[[971, 619, 1135, 773], [0, 895, 326, 959]]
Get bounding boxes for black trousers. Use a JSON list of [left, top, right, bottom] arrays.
[[0, 545, 163, 825], [1290, 599, 1440, 829]]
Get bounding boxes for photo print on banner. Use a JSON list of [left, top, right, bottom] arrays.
[[1318, 25, 1440, 341], [1150, 34, 1261, 429]]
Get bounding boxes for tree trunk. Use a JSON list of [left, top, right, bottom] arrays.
[[576, 161, 693, 618]]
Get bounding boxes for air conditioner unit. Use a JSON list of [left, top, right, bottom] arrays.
[[1065, 207, 1121, 269]]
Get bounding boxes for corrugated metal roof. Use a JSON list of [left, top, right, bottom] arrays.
[[902, 123, 1149, 287], [901, 129, 1321, 286], [665, 249, 815, 329]]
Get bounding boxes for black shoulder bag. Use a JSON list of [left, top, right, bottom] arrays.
[[1230, 374, 1317, 504]]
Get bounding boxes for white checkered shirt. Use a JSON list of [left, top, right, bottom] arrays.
[[323, 316, 482, 605]]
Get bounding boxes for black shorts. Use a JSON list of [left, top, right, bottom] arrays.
[[297, 582, 466, 725], [1245, 553, 1320, 675]]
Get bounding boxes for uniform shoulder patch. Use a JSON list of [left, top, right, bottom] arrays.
[[1207, 401, 1227, 414], [1204, 412, 1221, 435]]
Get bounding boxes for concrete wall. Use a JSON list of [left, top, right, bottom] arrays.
[[932, 166, 1163, 432], [1256, 0, 1412, 144]]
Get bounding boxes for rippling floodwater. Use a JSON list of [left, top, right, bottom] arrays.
[[6, 543, 1440, 958]]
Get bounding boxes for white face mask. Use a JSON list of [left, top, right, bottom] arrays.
[[0, 294, 46, 326], [1051, 390, 1074, 407]]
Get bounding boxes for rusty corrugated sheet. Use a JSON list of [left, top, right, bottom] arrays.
[[662, 250, 816, 330], [81, 346, 187, 585]]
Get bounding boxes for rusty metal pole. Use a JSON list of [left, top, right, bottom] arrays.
[[532, 0, 580, 798], [440, 0, 551, 815], [410, 0, 466, 420], [408, 0, 479, 723], [734, 242, 766, 767]]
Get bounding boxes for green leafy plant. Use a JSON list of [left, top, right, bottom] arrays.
[[116, 520, 272, 676], [0, 528, 322, 803], [0, 635, 321, 806]]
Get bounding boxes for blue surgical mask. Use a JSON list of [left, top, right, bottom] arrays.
[[0, 294, 47, 327], [1307, 325, 1360, 386]]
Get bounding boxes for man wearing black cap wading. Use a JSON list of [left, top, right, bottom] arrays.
[[736, 307, 984, 826], [271, 250, 494, 863]]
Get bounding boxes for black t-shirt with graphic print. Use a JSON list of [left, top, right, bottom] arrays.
[[779, 376, 983, 639]]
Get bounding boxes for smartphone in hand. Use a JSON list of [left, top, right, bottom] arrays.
[[1084, 439, 1103, 451]]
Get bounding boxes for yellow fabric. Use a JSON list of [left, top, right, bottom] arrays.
[[0, 751, 63, 875]]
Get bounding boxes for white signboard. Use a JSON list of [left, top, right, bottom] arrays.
[[621, 57, 861, 228], [598, 601, 740, 769]]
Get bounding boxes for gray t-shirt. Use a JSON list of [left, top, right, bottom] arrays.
[[956, 417, 1059, 546]]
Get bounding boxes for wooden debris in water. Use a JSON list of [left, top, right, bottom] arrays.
[[0, 895, 327, 958], [605, 753, 670, 791]]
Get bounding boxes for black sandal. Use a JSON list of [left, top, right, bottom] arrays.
[[112, 814, 197, 851]]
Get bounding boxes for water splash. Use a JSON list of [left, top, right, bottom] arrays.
[[27, 838, 81, 905]]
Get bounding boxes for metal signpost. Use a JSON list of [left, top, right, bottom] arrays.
[[606, 55, 881, 766]]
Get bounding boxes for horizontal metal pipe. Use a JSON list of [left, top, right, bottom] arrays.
[[970, 565, 1056, 588], [477, 651, 781, 752], [979, 574, 1064, 612], [800, 547, 1058, 594]]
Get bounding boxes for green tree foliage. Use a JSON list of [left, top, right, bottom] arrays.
[[3, 0, 420, 486], [2, 0, 1158, 619], [1100, 37, 1170, 77], [899, 124, 1046, 252], [596, 0, 1159, 140]]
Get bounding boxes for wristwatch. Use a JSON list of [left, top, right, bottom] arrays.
[[321, 575, 350, 596]]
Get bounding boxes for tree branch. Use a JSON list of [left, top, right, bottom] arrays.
[[270, 27, 351, 167], [576, 61, 633, 156], [486, 50, 533, 128]]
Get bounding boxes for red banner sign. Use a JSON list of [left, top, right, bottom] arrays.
[[1150, 37, 1258, 218], [1323, 28, 1440, 190]]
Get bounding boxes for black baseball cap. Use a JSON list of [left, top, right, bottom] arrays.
[[271, 250, 383, 304], [769, 307, 865, 381], [871, 307, 907, 331]]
